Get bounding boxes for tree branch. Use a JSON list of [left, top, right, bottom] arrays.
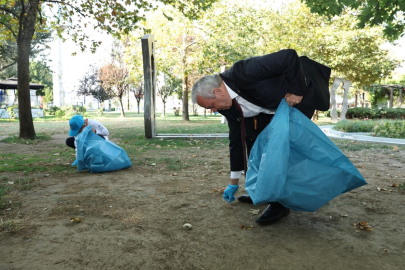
[[0, 6, 19, 18], [184, 29, 219, 49], [0, 61, 17, 71], [0, 20, 17, 38], [40, 0, 87, 17]]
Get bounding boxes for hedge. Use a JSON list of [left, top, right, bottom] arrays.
[[330, 107, 405, 119]]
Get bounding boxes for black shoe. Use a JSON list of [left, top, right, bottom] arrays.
[[237, 194, 253, 204], [255, 202, 290, 225]]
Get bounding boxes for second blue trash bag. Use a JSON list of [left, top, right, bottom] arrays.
[[76, 126, 132, 173], [245, 99, 367, 212]]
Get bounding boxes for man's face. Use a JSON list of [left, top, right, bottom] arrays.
[[196, 87, 232, 112]]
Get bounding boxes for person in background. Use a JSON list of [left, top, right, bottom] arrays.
[[66, 115, 109, 166]]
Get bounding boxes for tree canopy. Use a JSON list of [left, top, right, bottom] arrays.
[[302, 0, 405, 40], [0, 0, 217, 138]]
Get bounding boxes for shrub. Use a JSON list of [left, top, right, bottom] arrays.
[[6, 105, 18, 119], [345, 107, 405, 120], [345, 107, 375, 119], [96, 108, 104, 116], [44, 106, 60, 116], [333, 119, 405, 139], [55, 110, 65, 118], [376, 108, 405, 119], [373, 120, 405, 138], [74, 105, 87, 114], [333, 120, 376, 133]]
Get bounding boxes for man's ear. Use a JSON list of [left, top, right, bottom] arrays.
[[213, 87, 223, 97]]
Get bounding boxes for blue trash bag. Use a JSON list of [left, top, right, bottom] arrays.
[[76, 126, 132, 173], [245, 99, 367, 212]]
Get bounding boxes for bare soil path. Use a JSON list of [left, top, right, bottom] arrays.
[[1, 131, 405, 270]]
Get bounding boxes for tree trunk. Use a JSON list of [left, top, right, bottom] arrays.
[[119, 98, 125, 117], [162, 102, 166, 117], [127, 91, 130, 111], [312, 110, 319, 121], [137, 100, 140, 114], [17, 0, 40, 139], [354, 94, 358, 108], [182, 74, 189, 121], [181, 28, 189, 122]]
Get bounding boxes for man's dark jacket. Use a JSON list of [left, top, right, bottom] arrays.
[[218, 49, 331, 172]]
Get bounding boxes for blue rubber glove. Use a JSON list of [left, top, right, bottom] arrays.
[[223, 184, 239, 202], [71, 159, 78, 166]]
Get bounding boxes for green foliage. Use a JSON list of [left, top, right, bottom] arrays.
[[333, 120, 376, 133], [333, 119, 405, 138], [345, 107, 405, 119], [96, 107, 104, 116], [1, 133, 51, 144], [345, 107, 375, 119], [374, 121, 405, 138], [55, 110, 65, 118], [302, 0, 405, 40], [6, 105, 17, 119], [44, 106, 60, 116], [73, 105, 87, 114], [29, 59, 53, 97]]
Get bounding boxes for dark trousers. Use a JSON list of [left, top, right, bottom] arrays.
[[66, 135, 105, 149]]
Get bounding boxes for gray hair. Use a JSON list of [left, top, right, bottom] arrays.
[[191, 74, 223, 104]]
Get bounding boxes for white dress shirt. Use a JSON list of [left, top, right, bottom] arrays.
[[224, 82, 275, 179]]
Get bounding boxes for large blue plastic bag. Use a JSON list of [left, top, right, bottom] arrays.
[[245, 99, 366, 212], [76, 126, 132, 173]]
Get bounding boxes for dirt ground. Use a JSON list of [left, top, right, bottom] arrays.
[[1, 131, 405, 270]]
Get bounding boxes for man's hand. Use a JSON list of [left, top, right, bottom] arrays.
[[285, 93, 303, 107], [223, 184, 239, 202]]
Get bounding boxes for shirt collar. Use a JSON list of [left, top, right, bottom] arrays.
[[223, 81, 238, 99]]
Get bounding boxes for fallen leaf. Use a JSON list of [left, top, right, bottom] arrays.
[[247, 209, 260, 215], [393, 146, 399, 151], [53, 153, 60, 156], [5, 208, 11, 211], [7, 181, 14, 185], [354, 221, 373, 231], [70, 217, 81, 223], [340, 214, 348, 217], [218, 188, 225, 194], [392, 183, 398, 187], [192, 155, 197, 157], [239, 224, 254, 230], [151, 163, 156, 166]]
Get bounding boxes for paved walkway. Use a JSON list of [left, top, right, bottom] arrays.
[[320, 125, 405, 146]]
